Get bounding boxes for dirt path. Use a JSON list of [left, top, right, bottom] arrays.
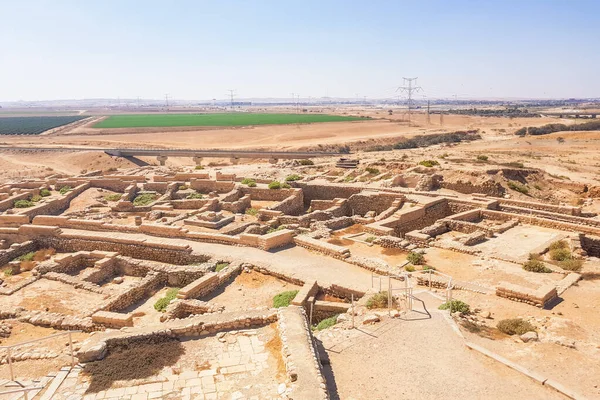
[[317, 294, 566, 400]]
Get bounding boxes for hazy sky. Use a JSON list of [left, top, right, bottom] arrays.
[[1, 0, 599, 101]]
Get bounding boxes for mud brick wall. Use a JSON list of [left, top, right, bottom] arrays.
[[296, 182, 363, 206], [17, 183, 90, 219], [88, 178, 137, 192], [268, 189, 304, 216], [440, 180, 504, 196], [580, 234, 600, 257], [257, 229, 295, 251], [493, 198, 581, 216], [499, 205, 600, 228], [0, 240, 37, 268], [35, 236, 206, 265], [294, 236, 350, 259], [0, 190, 37, 212], [0, 215, 30, 227], [241, 186, 297, 201], [481, 209, 600, 236], [393, 199, 452, 236], [190, 179, 236, 193], [347, 192, 400, 216], [102, 271, 165, 312], [221, 195, 251, 214]]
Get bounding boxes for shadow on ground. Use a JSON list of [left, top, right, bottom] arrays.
[[83, 339, 185, 393]]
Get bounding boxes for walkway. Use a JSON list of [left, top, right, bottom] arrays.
[[59, 228, 375, 293]]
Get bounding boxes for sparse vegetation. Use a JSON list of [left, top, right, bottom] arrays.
[[523, 255, 552, 273], [39, 188, 51, 197], [133, 193, 157, 206], [365, 167, 380, 175], [14, 199, 34, 208], [507, 180, 529, 194], [215, 262, 230, 272], [104, 194, 122, 202], [418, 160, 440, 168], [497, 318, 535, 335], [366, 292, 395, 309], [30, 194, 42, 202], [273, 290, 299, 308], [406, 251, 425, 265], [267, 226, 286, 234], [405, 265, 416, 272], [314, 315, 339, 331], [515, 120, 600, 136], [58, 186, 72, 195], [558, 259, 583, 272], [153, 288, 180, 312], [503, 162, 525, 169], [366, 131, 481, 152], [245, 208, 258, 216], [439, 300, 470, 314], [298, 159, 314, 166], [178, 185, 188, 190], [365, 236, 377, 243], [3, 269, 13, 277], [285, 174, 302, 182], [186, 192, 204, 199], [17, 252, 35, 262], [247, 181, 257, 187], [476, 155, 489, 162], [268, 181, 281, 190], [241, 178, 256, 185], [281, 183, 291, 189], [195, 165, 204, 170], [549, 247, 572, 262], [422, 265, 436, 271]]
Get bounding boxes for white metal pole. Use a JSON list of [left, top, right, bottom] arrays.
[[351, 294, 355, 329], [7, 347, 13, 381]]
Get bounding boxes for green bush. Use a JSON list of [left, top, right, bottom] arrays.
[[186, 192, 204, 199], [504, 162, 525, 169], [497, 318, 535, 335], [366, 292, 394, 309], [422, 265, 436, 271], [215, 262, 230, 272], [281, 183, 291, 189], [267, 226, 286, 234], [314, 315, 339, 331], [154, 288, 180, 312], [343, 176, 354, 182], [14, 200, 34, 208], [3, 269, 13, 277], [195, 165, 204, 170], [30, 194, 42, 202], [247, 182, 257, 187], [365, 236, 377, 243], [285, 174, 302, 182], [245, 208, 258, 216], [17, 252, 35, 262], [523, 258, 552, 273], [268, 181, 281, 190], [39, 188, 51, 197], [59, 186, 72, 195], [476, 155, 489, 162], [104, 194, 122, 202], [273, 290, 299, 308], [558, 259, 583, 272], [241, 178, 256, 185], [549, 240, 568, 251], [365, 167, 380, 175], [418, 160, 440, 168], [406, 251, 425, 265], [549, 248, 572, 262], [133, 193, 157, 206], [507, 181, 529, 194], [439, 300, 470, 314], [178, 185, 188, 190], [405, 265, 416, 272], [299, 159, 314, 166]]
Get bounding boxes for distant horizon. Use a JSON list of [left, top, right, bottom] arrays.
[[2, 1, 599, 102]]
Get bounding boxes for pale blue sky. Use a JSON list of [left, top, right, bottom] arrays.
[[1, 0, 598, 101]]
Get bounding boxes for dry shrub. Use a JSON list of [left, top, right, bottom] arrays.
[[83, 340, 184, 393], [497, 318, 535, 335]]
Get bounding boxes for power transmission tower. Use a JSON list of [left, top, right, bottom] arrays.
[[427, 100, 431, 125], [291, 93, 300, 114], [164, 94, 170, 108], [227, 89, 236, 109], [396, 77, 422, 127]]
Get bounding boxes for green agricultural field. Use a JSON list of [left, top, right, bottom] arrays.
[[0, 116, 87, 135], [93, 113, 364, 128]]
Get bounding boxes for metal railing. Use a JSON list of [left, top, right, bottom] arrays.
[[0, 385, 44, 400], [0, 330, 80, 381]]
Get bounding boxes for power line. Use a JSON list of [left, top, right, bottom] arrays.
[[227, 89, 236, 109], [291, 93, 300, 114], [396, 77, 422, 127], [164, 93, 170, 108]]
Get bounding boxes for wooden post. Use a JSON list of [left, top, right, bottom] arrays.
[[69, 331, 75, 368], [351, 294, 355, 329], [7, 346, 14, 381]]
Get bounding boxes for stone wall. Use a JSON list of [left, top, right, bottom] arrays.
[[347, 191, 401, 216], [580, 234, 600, 257], [17, 183, 90, 218], [102, 271, 164, 312], [296, 182, 363, 206], [294, 236, 350, 259], [496, 282, 558, 308], [190, 179, 236, 194], [267, 189, 304, 216], [0, 240, 37, 268], [257, 229, 295, 251], [178, 262, 242, 299]]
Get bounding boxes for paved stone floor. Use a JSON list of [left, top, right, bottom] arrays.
[[50, 326, 287, 400]]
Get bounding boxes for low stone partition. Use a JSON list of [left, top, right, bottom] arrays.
[[291, 281, 318, 307], [257, 229, 295, 251], [43, 272, 105, 294], [482, 209, 600, 236], [18, 224, 62, 237], [92, 311, 133, 328], [294, 235, 350, 259], [277, 306, 329, 400], [405, 230, 431, 246], [312, 300, 351, 322], [0, 240, 37, 268], [346, 255, 391, 275], [499, 204, 599, 227], [177, 262, 242, 300], [475, 195, 582, 216], [377, 235, 406, 249], [18, 310, 96, 332], [190, 179, 236, 193], [496, 282, 558, 308], [445, 208, 482, 222], [76, 309, 278, 362], [161, 299, 224, 321], [580, 234, 600, 257], [420, 221, 449, 237], [101, 271, 165, 313], [267, 189, 304, 216], [454, 231, 487, 246], [0, 215, 30, 227], [0, 190, 36, 212], [221, 194, 251, 214], [444, 219, 495, 237], [16, 183, 90, 219]]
